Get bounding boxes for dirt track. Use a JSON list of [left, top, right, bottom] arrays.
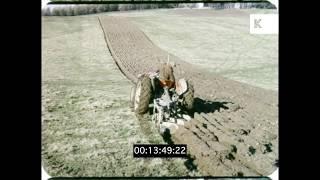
[[99, 16, 278, 176]]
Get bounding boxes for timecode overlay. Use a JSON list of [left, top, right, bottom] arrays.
[[133, 144, 187, 158]]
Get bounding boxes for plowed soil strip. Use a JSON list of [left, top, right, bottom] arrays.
[[99, 16, 278, 176]]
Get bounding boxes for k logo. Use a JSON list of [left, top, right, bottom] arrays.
[[254, 19, 262, 28]]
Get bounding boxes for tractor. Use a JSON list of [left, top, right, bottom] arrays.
[[130, 62, 194, 134]]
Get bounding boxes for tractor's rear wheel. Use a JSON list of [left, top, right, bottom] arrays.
[[134, 75, 152, 114], [182, 80, 194, 110]]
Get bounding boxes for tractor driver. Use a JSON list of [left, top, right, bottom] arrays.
[[158, 62, 176, 89]]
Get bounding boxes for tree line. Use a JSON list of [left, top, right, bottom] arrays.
[[42, 2, 276, 16], [42, 4, 178, 16]]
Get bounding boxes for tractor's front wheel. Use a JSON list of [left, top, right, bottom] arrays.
[[133, 75, 152, 114]]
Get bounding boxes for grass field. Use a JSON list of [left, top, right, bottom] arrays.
[[108, 9, 278, 91]]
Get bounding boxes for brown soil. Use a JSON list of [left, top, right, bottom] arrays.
[[98, 16, 278, 176]]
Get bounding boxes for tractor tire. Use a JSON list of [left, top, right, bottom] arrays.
[[182, 80, 194, 110], [134, 75, 152, 114]]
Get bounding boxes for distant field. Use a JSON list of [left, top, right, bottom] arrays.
[[107, 9, 278, 91]]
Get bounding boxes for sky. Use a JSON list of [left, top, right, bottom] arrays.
[[42, 0, 50, 9]]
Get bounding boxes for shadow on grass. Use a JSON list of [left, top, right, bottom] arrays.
[[162, 128, 174, 145], [184, 154, 198, 172], [192, 97, 230, 115]]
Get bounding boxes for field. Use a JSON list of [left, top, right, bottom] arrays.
[[42, 8, 278, 177], [108, 9, 278, 91]]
